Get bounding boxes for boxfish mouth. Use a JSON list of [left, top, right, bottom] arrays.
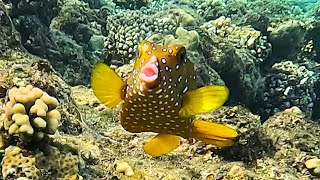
[[139, 55, 159, 89]]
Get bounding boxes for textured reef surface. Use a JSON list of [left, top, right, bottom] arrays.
[[0, 0, 320, 179]]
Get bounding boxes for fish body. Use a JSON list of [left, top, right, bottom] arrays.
[[91, 40, 238, 157], [121, 41, 196, 138]]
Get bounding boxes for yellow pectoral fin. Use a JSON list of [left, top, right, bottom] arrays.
[[192, 119, 238, 147], [179, 85, 229, 117], [143, 134, 181, 157], [91, 63, 126, 108]]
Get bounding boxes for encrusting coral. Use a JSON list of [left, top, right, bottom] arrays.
[[36, 146, 80, 180], [1, 145, 81, 180], [3, 85, 60, 142], [2, 146, 40, 180], [200, 16, 271, 61]]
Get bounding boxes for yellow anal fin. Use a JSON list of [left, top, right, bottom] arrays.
[[192, 119, 238, 147], [179, 85, 229, 117], [143, 134, 181, 157], [91, 63, 126, 108]]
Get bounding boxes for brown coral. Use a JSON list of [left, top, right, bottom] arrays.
[[36, 146, 80, 180]]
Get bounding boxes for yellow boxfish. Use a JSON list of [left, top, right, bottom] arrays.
[[91, 40, 238, 157]]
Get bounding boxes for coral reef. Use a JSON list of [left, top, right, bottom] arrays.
[[2, 146, 40, 179], [3, 85, 60, 142], [2, 145, 81, 179], [113, 0, 150, 10], [36, 145, 80, 179], [201, 16, 271, 61], [104, 10, 177, 64], [256, 61, 318, 120], [267, 20, 306, 58], [1, 0, 320, 179], [164, 27, 199, 50]]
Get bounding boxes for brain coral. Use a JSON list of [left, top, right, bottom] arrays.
[[4, 85, 60, 142]]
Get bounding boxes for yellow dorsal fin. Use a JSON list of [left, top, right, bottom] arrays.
[[179, 85, 229, 117], [143, 134, 181, 157], [192, 119, 238, 147], [91, 63, 126, 108]]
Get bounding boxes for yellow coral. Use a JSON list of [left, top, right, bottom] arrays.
[[305, 158, 320, 176], [1, 145, 81, 180], [164, 27, 200, 50], [4, 85, 61, 141], [115, 161, 135, 176], [1, 146, 40, 180]]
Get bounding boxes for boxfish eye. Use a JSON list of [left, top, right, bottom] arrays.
[[177, 47, 187, 63], [136, 46, 140, 58]]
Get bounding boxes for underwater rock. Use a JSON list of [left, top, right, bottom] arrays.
[[0, 2, 25, 57], [3, 0, 105, 85], [197, 106, 275, 163], [263, 106, 320, 155], [50, 1, 103, 45], [262, 107, 320, 178], [6, 0, 59, 27], [268, 20, 306, 58], [306, 20, 320, 61], [200, 31, 263, 105], [113, 0, 150, 10]]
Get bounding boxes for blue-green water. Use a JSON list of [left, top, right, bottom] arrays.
[[0, 0, 320, 179]]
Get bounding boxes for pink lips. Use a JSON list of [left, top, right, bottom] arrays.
[[139, 55, 158, 84]]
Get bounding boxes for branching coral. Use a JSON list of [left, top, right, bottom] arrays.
[[4, 85, 60, 141]]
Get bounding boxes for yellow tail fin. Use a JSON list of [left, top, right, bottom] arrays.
[[143, 134, 181, 157], [192, 119, 238, 147], [91, 63, 126, 108]]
